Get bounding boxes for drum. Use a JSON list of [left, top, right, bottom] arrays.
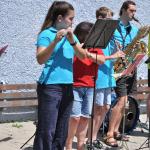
[[100, 95, 140, 134], [119, 96, 140, 133]]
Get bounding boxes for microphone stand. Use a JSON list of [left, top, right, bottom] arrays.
[[20, 121, 37, 149], [83, 19, 118, 149], [137, 116, 150, 149], [20, 133, 36, 149], [137, 60, 150, 149], [87, 53, 103, 150], [114, 38, 129, 150], [120, 96, 129, 150]]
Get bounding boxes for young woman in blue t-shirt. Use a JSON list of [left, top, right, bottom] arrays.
[[33, 1, 87, 150]]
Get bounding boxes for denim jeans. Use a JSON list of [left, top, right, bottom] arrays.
[[33, 83, 73, 150]]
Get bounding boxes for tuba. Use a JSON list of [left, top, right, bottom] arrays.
[[114, 25, 150, 77]]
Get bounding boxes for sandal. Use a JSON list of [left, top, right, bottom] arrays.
[[114, 132, 129, 141], [86, 139, 103, 149], [93, 139, 103, 149], [104, 136, 118, 147]]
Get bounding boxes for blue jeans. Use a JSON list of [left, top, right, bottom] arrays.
[[33, 83, 73, 150]]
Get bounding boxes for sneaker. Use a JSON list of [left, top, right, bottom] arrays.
[[93, 139, 103, 149], [86, 139, 103, 150]]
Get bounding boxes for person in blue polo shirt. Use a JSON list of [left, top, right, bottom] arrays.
[[87, 6, 125, 148], [88, 7, 118, 148], [105, 0, 138, 147], [33, 1, 87, 150]]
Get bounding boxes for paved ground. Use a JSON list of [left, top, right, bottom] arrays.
[[0, 114, 149, 150]]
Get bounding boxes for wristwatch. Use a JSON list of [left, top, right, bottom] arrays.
[[70, 41, 77, 46]]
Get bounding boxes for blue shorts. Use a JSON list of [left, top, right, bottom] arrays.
[[70, 87, 93, 118], [95, 88, 112, 106]]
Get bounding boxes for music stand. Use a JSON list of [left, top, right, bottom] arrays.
[[83, 19, 118, 150], [83, 19, 118, 49], [137, 58, 150, 149]]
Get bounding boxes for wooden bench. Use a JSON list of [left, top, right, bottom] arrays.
[[131, 79, 150, 101], [0, 79, 149, 109], [0, 83, 38, 108]]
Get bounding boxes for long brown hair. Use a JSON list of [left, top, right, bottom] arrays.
[[119, 0, 136, 16], [40, 1, 74, 32]]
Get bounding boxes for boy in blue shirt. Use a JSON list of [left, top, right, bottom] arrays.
[[87, 7, 124, 148]]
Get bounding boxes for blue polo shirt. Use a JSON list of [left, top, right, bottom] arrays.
[[36, 27, 78, 84], [113, 20, 138, 50], [96, 43, 116, 89], [96, 20, 138, 89]]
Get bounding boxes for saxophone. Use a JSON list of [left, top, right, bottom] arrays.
[[114, 25, 150, 77]]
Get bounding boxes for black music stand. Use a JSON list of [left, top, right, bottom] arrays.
[[83, 19, 118, 150], [83, 19, 118, 49], [137, 58, 150, 149]]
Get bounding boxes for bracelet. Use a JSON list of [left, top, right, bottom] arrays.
[[70, 41, 77, 46]]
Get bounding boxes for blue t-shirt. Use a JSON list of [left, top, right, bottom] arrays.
[[96, 20, 138, 89], [96, 43, 116, 89], [36, 27, 78, 84], [113, 20, 138, 50]]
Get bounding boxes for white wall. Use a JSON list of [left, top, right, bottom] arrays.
[[0, 0, 150, 83]]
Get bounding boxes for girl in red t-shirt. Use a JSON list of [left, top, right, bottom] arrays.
[[66, 22, 105, 150]]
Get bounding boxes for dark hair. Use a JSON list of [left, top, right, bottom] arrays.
[[74, 22, 94, 43], [40, 1, 74, 32], [119, 0, 136, 16], [96, 6, 113, 19]]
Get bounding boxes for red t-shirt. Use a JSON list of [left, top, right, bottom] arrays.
[[73, 48, 104, 87]]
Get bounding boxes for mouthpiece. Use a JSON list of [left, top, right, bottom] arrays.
[[132, 16, 139, 22], [132, 16, 142, 26]]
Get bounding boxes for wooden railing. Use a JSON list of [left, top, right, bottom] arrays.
[[0, 79, 149, 109], [131, 79, 150, 101], [0, 83, 38, 108]]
